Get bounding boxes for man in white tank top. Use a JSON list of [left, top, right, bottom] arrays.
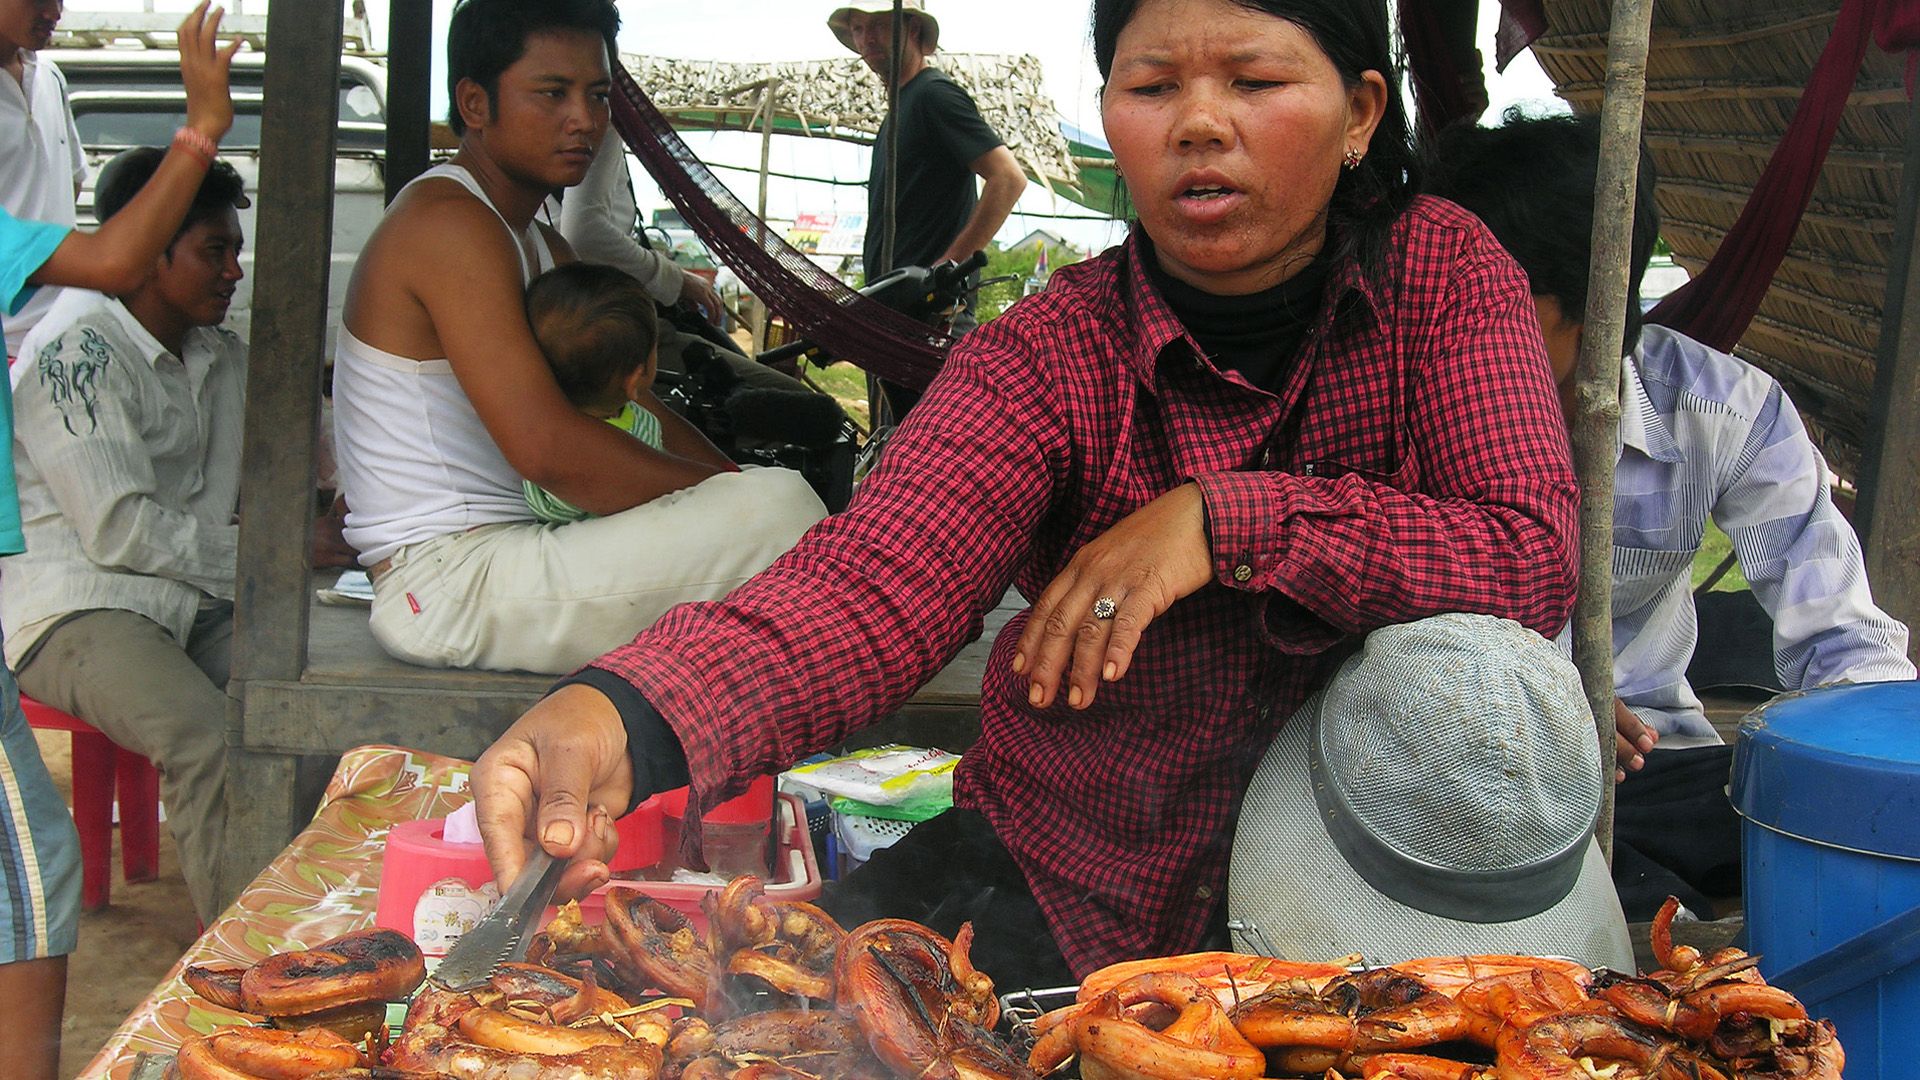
[[333, 0, 823, 675]]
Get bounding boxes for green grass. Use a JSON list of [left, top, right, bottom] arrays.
[[1692, 519, 1750, 592], [804, 361, 871, 432]]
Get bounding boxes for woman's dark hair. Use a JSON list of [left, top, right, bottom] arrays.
[[1425, 110, 1660, 353], [526, 262, 658, 413], [1090, 0, 1420, 284], [446, 0, 620, 136], [93, 145, 249, 250]]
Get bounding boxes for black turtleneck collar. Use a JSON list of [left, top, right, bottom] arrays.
[[1142, 238, 1334, 393]]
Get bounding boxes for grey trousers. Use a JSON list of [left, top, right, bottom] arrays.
[[18, 604, 231, 924]]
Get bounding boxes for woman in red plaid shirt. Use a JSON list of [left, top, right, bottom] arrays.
[[475, 0, 1581, 984]]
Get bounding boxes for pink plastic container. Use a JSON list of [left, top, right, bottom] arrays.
[[377, 797, 669, 954], [375, 818, 497, 956], [606, 797, 667, 873]]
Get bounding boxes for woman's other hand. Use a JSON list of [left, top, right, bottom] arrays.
[[1613, 696, 1657, 783], [472, 685, 633, 897], [178, 2, 242, 143], [1013, 483, 1212, 710]]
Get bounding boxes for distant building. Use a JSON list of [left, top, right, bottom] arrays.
[[1006, 228, 1079, 259]]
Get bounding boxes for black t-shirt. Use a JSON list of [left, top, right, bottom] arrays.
[[865, 67, 1005, 275], [1143, 241, 1333, 393]]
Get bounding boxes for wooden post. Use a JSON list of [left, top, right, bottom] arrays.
[[882, 0, 903, 274], [384, 0, 433, 203], [1855, 92, 1920, 657], [220, 0, 343, 906], [1572, 0, 1657, 863], [752, 79, 780, 353]]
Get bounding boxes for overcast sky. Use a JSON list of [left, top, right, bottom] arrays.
[[84, 0, 1569, 252]]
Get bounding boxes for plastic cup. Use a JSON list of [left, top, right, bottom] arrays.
[[652, 775, 776, 878]]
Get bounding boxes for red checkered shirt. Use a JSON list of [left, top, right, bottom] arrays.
[[590, 196, 1578, 975]]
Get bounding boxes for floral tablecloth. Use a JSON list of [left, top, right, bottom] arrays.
[[80, 745, 477, 1079]]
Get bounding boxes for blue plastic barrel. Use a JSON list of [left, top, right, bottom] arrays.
[[1731, 681, 1920, 1080]]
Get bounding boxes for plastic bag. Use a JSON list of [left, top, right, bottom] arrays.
[[783, 745, 958, 813]]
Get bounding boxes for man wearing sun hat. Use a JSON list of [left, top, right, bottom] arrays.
[[827, 0, 1027, 420], [1229, 613, 1636, 970]]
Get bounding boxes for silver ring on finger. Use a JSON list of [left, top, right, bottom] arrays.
[[1092, 596, 1118, 620]]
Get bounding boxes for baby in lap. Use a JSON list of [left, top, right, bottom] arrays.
[[523, 262, 667, 524]]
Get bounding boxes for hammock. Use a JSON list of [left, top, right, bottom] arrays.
[[609, 61, 951, 392]]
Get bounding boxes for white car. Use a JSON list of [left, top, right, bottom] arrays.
[[43, 18, 389, 356]]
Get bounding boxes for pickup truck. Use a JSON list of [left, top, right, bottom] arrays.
[[43, 10, 389, 355]]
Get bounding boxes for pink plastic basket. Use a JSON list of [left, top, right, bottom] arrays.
[[572, 791, 820, 934], [375, 781, 813, 952]]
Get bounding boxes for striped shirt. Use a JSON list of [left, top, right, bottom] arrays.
[[589, 199, 1580, 974], [1613, 326, 1914, 746]]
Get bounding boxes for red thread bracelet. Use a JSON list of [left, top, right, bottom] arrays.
[[172, 127, 219, 166]]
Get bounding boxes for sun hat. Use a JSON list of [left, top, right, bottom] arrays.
[[827, 0, 940, 55], [1228, 613, 1635, 971]]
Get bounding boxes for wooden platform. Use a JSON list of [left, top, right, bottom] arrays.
[[218, 582, 1015, 901]]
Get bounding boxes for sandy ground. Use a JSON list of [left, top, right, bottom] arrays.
[[32, 729, 200, 1080]]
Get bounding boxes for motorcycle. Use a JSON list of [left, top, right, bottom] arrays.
[[654, 251, 997, 513]]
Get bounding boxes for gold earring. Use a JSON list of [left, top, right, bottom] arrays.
[[1343, 146, 1363, 170]]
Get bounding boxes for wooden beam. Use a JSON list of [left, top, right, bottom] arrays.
[[384, 0, 433, 202], [220, 0, 343, 908], [1657, 179, 1894, 237], [1855, 92, 1920, 654], [1644, 131, 1905, 168], [1572, 0, 1656, 865], [233, 2, 340, 686], [1559, 79, 1906, 109], [1533, 6, 1834, 53]]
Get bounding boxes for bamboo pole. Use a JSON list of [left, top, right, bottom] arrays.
[[1573, 0, 1657, 864], [752, 79, 780, 353], [883, 0, 904, 274]]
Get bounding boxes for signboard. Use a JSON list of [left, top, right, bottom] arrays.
[[786, 212, 836, 254], [783, 212, 867, 258]]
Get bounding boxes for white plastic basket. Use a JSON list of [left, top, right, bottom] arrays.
[[832, 811, 916, 869]]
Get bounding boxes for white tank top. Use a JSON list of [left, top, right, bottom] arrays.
[[333, 164, 557, 565]]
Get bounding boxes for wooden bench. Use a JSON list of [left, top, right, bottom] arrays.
[[218, 582, 1013, 903]]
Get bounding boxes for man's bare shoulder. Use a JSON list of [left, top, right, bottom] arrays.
[[366, 176, 522, 265], [346, 176, 528, 355]]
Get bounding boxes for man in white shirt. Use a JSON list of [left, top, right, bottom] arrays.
[[3, 148, 250, 924], [559, 136, 722, 321], [1, 0, 87, 359]]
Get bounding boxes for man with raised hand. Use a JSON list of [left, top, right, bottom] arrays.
[[333, 0, 823, 676]]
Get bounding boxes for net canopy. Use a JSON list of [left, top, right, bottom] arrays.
[[611, 61, 954, 391]]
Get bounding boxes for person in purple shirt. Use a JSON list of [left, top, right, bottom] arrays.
[[0, 7, 234, 1075]]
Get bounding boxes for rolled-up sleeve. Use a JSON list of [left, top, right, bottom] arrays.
[[1713, 379, 1915, 687]]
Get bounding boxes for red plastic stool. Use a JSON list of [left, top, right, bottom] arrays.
[[19, 694, 161, 910]]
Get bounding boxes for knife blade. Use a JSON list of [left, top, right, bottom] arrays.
[[432, 847, 563, 990]]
